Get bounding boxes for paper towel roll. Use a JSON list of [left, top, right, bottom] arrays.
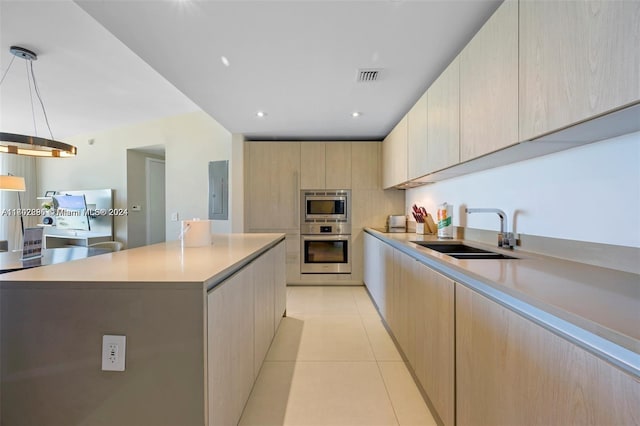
[[181, 219, 212, 248]]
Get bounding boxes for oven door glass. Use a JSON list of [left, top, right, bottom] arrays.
[[306, 199, 346, 216], [304, 239, 348, 264]]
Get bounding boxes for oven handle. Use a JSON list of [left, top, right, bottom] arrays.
[[301, 234, 351, 241]]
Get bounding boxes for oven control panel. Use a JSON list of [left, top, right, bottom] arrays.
[[301, 222, 351, 235]]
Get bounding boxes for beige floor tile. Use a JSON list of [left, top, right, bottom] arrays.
[[351, 286, 380, 315], [378, 362, 437, 426], [287, 286, 359, 315], [239, 362, 296, 426], [240, 361, 399, 426], [360, 314, 403, 361], [267, 314, 375, 361]]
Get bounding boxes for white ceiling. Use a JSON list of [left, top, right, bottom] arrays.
[[1, 0, 501, 142]]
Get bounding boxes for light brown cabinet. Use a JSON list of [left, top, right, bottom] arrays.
[[364, 233, 395, 321], [207, 242, 286, 426], [519, 0, 640, 142], [272, 241, 286, 330], [207, 266, 255, 426], [300, 142, 325, 189], [325, 142, 352, 189], [413, 261, 454, 426], [351, 142, 380, 190], [456, 283, 640, 425], [427, 56, 460, 173], [245, 142, 300, 230], [382, 116, 408, 188], [300, 142, 352, 189], [460, 0, 518, 162], [363, 236, 455, 425], [364, 234, 640, 426], [246, 142, 402, 285], [407, 92, 429, 179], [253, 248, 275, 374]]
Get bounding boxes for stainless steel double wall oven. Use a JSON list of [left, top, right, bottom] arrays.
[[300, 189, 351, 274]]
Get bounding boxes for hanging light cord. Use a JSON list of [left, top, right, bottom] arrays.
[[26, 59, 38, 137], [29, 60, 55, 141], [0, 54, 16, 86]]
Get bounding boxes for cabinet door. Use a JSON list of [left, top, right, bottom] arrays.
[[427, 57, 460, 173], [245, 142, 301, 230], [407, 92, 429, 179], [273, 241, 287, 330], [382, 116, 408, 189], [460, 0, 518, 161], [413, 262, 454, 426], [253, 249, 275, 374], [351, 142, 380, 190], [456, 283, 640, 425], [325, 142, 352, 189], [300, 142, 325, 189], [364, 234, 395, 321], [363, 233, 383, 308], [208, 268, 254, 426], [391, 249, 416, 365], [519, 1, 640, 141]]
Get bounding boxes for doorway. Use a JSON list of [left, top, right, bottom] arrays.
[[126, 146, 165, 248], [146, 157, 166, 245]]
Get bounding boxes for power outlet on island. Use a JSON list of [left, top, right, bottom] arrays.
[[102, 335, 126, 372]]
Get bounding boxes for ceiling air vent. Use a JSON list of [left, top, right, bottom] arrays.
[[357, 68, 381, 82]]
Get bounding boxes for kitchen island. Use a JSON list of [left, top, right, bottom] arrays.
[[364, 228, 639, 425], [0, 233, 286, 426]]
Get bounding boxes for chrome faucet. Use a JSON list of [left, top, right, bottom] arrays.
[[465, 208, 516, 249]]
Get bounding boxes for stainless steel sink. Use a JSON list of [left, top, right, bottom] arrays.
[[410, 242, 518, 260]]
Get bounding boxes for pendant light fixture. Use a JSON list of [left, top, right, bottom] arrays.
[[0, 46, 77, 157]]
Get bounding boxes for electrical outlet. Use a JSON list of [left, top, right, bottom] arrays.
[[171, 212, 179, 221], [102, 335, 126, 372]]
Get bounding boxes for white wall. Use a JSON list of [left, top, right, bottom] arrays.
[[36, 111, 240, 246], [406, 132, 640, 248]]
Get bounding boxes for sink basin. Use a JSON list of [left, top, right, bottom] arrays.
[[446, 253, 517, 260], [411, 243, 492, 254], [410, 242, 518, 260]]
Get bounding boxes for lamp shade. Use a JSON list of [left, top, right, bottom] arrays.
[[0, 175, 26, 191]]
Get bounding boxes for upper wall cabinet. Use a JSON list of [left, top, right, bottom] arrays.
[[407, 92, 429, 180], [427, 56, 460, 174], [382, 116, 408, 189], [519, 0, 640, 141], [300, 142, 326, 189], [326, 142, 352, 189], [460, 0, 518, 162], [300, 142, 352, 189], [245, 142, 301, 230], [351, 142, 380, 190]]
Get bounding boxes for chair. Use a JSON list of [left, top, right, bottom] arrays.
[[88, 241, 124, 252]]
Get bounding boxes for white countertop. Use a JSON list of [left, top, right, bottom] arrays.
[[0, 233, 285, 289], [365, 228, 640, 377]]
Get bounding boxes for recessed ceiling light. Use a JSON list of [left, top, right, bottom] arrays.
[[351, 112, 361, 118], [221, 56, 230, 67], [256, 111, 266, 118]]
